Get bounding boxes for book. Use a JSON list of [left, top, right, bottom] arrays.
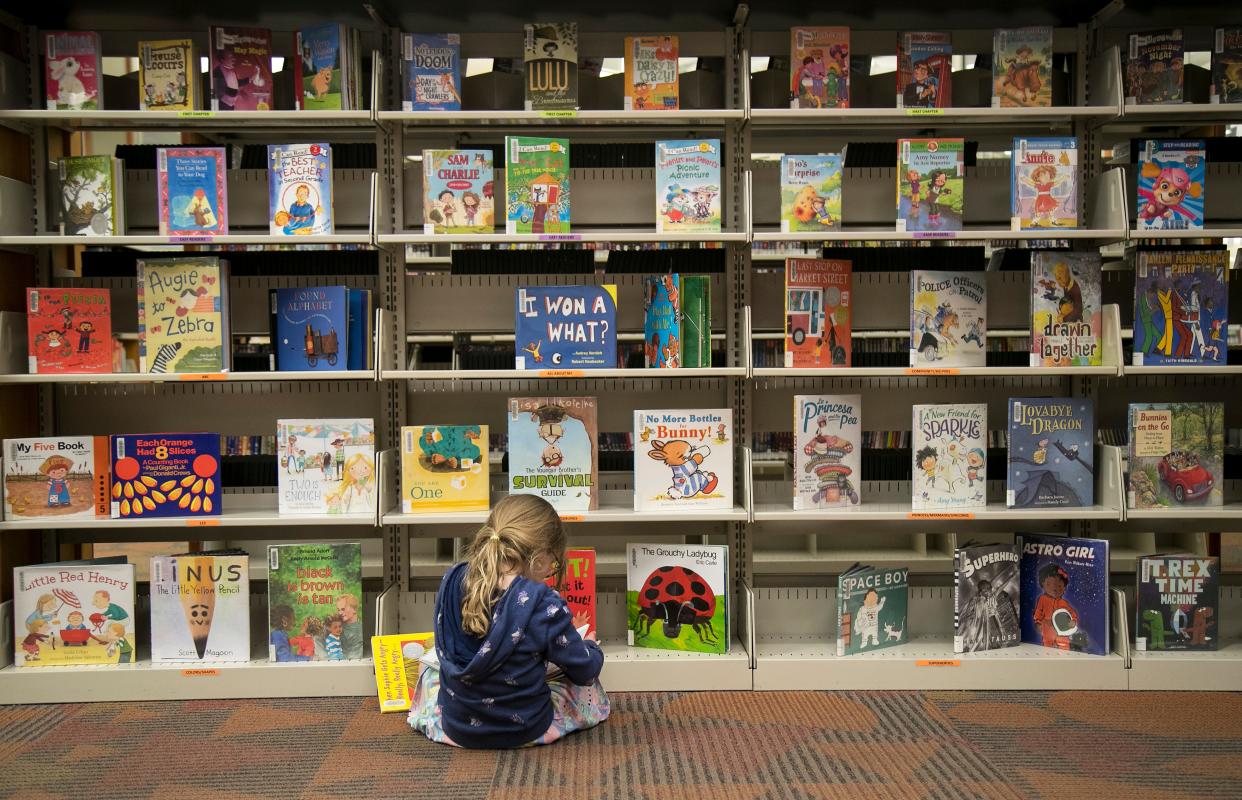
[[372, 632, 435, 712], [295, 23, 350, 110], [1132, 249, 1228, 366], [1030, 252, 1102, 367], [150, 551, 250, 662], [1212, 27, 1242, 103], [624, 35, 679, 111], [1126, 29, 1184, 104], [25, 287, 111, 374], [627, 542, 728, 654], [1007, 397, 1095, 509], [44, 31, 102, 110], [3, 436, 109, 521], [954, 543, 1020, 653], [422, 149, 494, 234], [14, 560, 135, 667], [1019, 534, 1109, 655], [912, 403, 987, 511], [1135, 554, 1219, 651], [508, 396, 597, 512], [909, 270, 986, 367], [794, 395, 861, 510], [347, 289, 373, 371], [136, 256, 230, 374], [784, 258, 851, 368], [1127, 403, 1224, 509], [633, 409, 733, 511], [524, 23, 578, 111], [993, 27, 1053, 107], [505, 136, 570, 235], [58, 155, 124, 236], [269, 143, 334, 235], [547, 548, 596, 636], [897, 32, 952, 108], [643, 274, 711, 369], [209, 26, 274, 111], [790, 27, 850, 109], [400, 425, 489, 513], [1012, 137, 1077, 230], [897, 138, 964, 232], [515, 285, 617, 370], [109, 433, 222, 518], [1136, 139, 1205, 232], [139, 38, 198, 111], [272, 286, 349, 371], [680, 276, 711, 369], [837, 565, 908, 656], [277, 419, 376, 516], [402, 34, 462, 111], [780, 154, 842, 232], [157, 147, 229, 237], [267, 543, 364, 661], [656, 139, 722, 234]]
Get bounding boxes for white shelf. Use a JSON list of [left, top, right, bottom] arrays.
[[0, 494, 377, 530], [1125, 503, 1242, 521], [386, 498, 750, 526], [0, 233, 374, 247], [0, 370, 375, 385], [0, 109, 374, 130], [753, 365, 1120, 379], [1120, 102, 1242, 125], [598, 638, 752, 691], [1129, 227, 1242, 240], [382, 367, 745, 381], [752, 227, 1126, 242], [1123, 365, 1242, 377], [378, 109, 744, 127], [749, 105, 1120, 128], [753, 501, 1122, 522], [1129, 641, 1242, 691], [379, 229, 747, 245]]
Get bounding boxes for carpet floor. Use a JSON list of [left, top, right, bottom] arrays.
[[2, 691, 1241, 799]]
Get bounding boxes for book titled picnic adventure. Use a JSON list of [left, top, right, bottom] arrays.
[[150, 551, 250, 663], [422, 149, 493, 234], [58, 155, 125, 236], [515, 285, 617, 370], [268, 143, 333, 235], [400, 425, 489, 514], [790, 27, 850, 109], [1212, 27, 1242, 103], [139, 38, 198, 111], [794, 394, 861, 510], [372, 631, 435, 712], [505, 136, 570, 235], [1012, 137, 1077, 230], [1132, 249, 1227, 366], [1136, 139, 1205, 233], [781, 154, 842, 232], [1127, 402, 1224, 510], [272, 286, 349, 371], [1019, 534, 1110, 655], [1007, 397, 1095, 509], [910, 270, 986, 367], [897, 31, 952, 108], [44, 31, 102, 110], [633, 409, 733, 511], [136, 257, 230, 374], [913, 403, 987, 511], [1135, 554, 1219, 651], [897, 138, 965, 232], [993, 26, 1053, 107], [642, 274, 711, 369], [508, 396, 598, 512], [625, 35, 678, 111], [402, 33, 462, 111], [157, 147, 228, 237], [1031, 252, 1101, 367], [26, 287, 112, 374], [109, 433, 222, 519], [1126, 29, 1184, 104], [627, 543, 729, 654], [656, 139, 721, 234], [954, 542, 1020, 653], [268, 542, 364, 662], [3, 436, 109, 521], [209, 26, 274, 111], [784, 258, 851, 368], [547, 547, 596, 636], [277, 419, 376, 516], [837, 565, 908, 656], [14, 560, 135, 667], [524, 23, 578, 111]]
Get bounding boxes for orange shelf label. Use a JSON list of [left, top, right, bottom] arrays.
[[559, 515, 585, 522], [186, 518, 222, 527], [906, 512, 975, 520], [181, 668, 220, 676], [179, 373, 227, 382], [539, 369, 584, 378], [916, 659, 960, 667], [905, 368, 960, 376]]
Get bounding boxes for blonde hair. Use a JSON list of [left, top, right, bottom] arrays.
[[328, 454, 374, 506], [461, 494, 565, 637]]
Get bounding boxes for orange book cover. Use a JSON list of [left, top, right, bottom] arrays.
[[784, 258, 852, 368]]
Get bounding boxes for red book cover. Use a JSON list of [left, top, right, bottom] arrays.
[[783, 258, 852, 368], [209, 26, 274, 111], [44, 31, 102, 110], [26, 288, 112, 374], [547, 547, 596, 636]]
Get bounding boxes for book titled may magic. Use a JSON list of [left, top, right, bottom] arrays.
[[514, 285, 617, 370]]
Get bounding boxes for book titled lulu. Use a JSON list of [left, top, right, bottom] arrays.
[[158, 147, 228, 237], [524, 23, 578, 111], [508, 396, 598, 512]]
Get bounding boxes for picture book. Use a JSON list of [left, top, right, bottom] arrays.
[[910, 270, 986, 367], [505, 136, 570, 235], [1127, 403, 1223, 509], [547, 548, 596, 636], [627, 543, 729, 654], [209, 26, 273, 111], [1136, 139, 1205, 232], [993, 27, 1053, 107], [897, 138, 965, 232], [157, 147, 229, 237], [912, 404, 987, 511], [109, 433, 222, 518], [790, 27, 850, 109], [3, 436, 109, 521], [1132, 249, 1228, 366], [136, 256, 230, 374], [296, 23, 349, 110], [422, 149, 494, 234], [150, 551, 250, 663], [794, 395, 861, 510], [508, 396, 597, 512], [515, 285, 616, 370], [372, 632, 435, 712], [347, 288, 373, 371], [1012, 137, 1077, 230], [784, 258, 851, 368], [268, 542, 364, 661], [633, 409, 733, 511], [780, 154, 842, 232], [139, 38, 197, 111], [656, 139, 722, 234], [680, 276, 711, 369], [1126, 29, 1184, 104], [624, 35, 679, 111], [400, 425, 489, 514], [1135, 554, 1219, 651], [268, 143, 333, 236], [402, 33, 462, 111], [1212, 27, 1242, 103], [1007, 397, 1095, 509], [277, 419, 376, 516], [14, 560, 135, 667], [26, 287, 111, 374], [837, 565, 908, 656], [58, 155, 124, 236], [642, 274, 710, 369], [1019, 534, 1110, 655], [954, 543, 1020, 653], [273, 286, 349, 371], [1030, 252, 1101, 367], [524, 23, 578, 110], [44, 31, 102, 110], [897, 32, 952, 108]]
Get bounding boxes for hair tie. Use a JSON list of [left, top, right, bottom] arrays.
[[490, 532, 501, 542]]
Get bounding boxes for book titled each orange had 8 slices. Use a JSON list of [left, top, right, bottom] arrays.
[[109, 433, 222, 518], [400, 425, 490, 513]]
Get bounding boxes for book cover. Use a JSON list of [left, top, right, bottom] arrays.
[[1212, 27, 1242, 103], [150, 552, 250, 662], [268, 543, 364, 661], [402, 34, 462, 111], [508, 396, 597, 512], [1030, 252, 1101, 367], [157, 147, 229, 237], [14, 561, 135, 667], [296, 23, 347, 110], [1135, 554, 1219, 651], [954, 543, 1020, 653], [505, 136, 570, 235], [422, 149, 494, 234], [273, 286, 349, 371], [372, 632, 435, 712], [627, 543, 728, 654], [656, 139, 722, 234], [1132, 250, 1228, 366], [109, 433, 222, 518], [139, 38, 197, 111], [837, 566, 908, 656], [784, 258, 851, 368], [1007, 397, 1095, 509], [44, 31, 102, 110], [26, 287, 111, 374], [680, 276, 711, 369], [1127, 403, 1223, 509], [347, 288, 372, 371], [524, 23, 578, 110], [136, 256, 229, 374], [624, 35, 679, 111], [790, 27, 850, 109], [400, 425, 489, 513], [913, 404, 987, 511], [780, 154, 842, 232], [993, 27, 1053, 107], [515, 285, 617, 370], [277, 419, 376, 516], [793, 395, 861, 510], [897, 32, 952, 108], [633, 409, 733, 511], [644, 275, 679, 368], [58, 155, 121, 236], [1127, 29, 1184, 104], [1019, 534, 1110, 655], [209, 26, 273, 111], [910, 270, 986, 367], [897, 138, 964, 231], [1136, 139, 1205, 232], [547, 548, 596, 635], [3, 436, 109, 521], [1012, 137, 1077, 230], [268, 143, 334, 235]]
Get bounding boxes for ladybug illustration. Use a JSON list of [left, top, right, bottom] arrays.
[[634, 566, 719, 644]]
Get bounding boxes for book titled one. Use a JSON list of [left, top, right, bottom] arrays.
[[1135, 554, 1219, 651], [1127, 402, 1223, 510], [508, 396, 598, 512], [296, 23, 350, 110], [505, 136, 570, 235], [139, 38, 198, 111], [794, 394, 861, 510], [897, 138, 964, 232], [656, 139, 722, 233], [897, 32, 952, 108], [954, 543, 1020, 653], [1007, 397, 1095, 509], [268, 542, 364, 661], [913, 403, 987, 511], [790, 27, 850, 109], [109, 433, 222, 519], [26, 287, 111, 374], [44, 31, 102, 110], [273, 286, 349, 371], [402, 34, 462, 111], [422, 149, 493, 234], [372, 632, 435, 711], [633, 409, 733, 511], [1136, 139, 1205, 232], [136, 257, 230, 374], [781, 154, 842, 232], [1030, 252, 1101, 367], [837, 565, 908, 656], [1019, 534, 1109, 655], [624, 36, 679, 111], [1012, 137, 1077, 230], [1127, 29, 1184, 104], [3, 436, 109, 521], [524, 23, 578, 110], [910, 270, 986, 367], [58, 155, 124, 236], [1212, 27, 1242, 103], [1132, 249, 1228, 366], [209, 26, 273, 111], [515, 285, 616, 370], [158, 147, 228, 237], [150, 551, 250, 663], [14, 560, 135, 667], [547, 548, 596, 635], [277, 419, 376, 516], [784, 258, 851, 368], [268, 143, 333, 235], [627, 543, 729, 654], [993, 27, 1053, 107], [400, 425, 489, 513]]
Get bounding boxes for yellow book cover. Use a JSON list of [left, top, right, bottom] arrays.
[[624, 36, 679, 111], [136, 257, 228, 374], [371, 632, 434, 713], [400, 425, 490, 513], [139, 38, 198, 111]]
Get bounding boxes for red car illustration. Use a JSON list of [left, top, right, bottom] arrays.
[[1158, 451, 1214, 502]]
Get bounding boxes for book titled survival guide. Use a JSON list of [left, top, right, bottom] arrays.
[[633, 409, 733, 511], [508, 396, 597, 512], [136, 257, 230, 374], [627, 543, 729, 654], [150, 551, 250, 663]]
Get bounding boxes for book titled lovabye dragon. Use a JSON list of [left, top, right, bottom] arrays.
[[109, 433, 222, 518], [403, 34, 462, 111], [1031, 252, 1101, 367], [1132, 250, 1228, 366], [150, 551, 250, 663], [1007, 397, 1095, 509], [1212, 27, 1242, 103], [1127, 402, 1223, 510], [785, 258, 851, 368], [1136, 139, 1205, 233], [1019, 534, 1110, 656], [837, 565, 908, 656], [26, 287, 111, 374], [897, 138, 964, 232], [158, 147, 228, 237], [633, 409, 733, 511], [954, 542, 1020, 653], [400, 425, 489, 514], [508, 396, 598, 512], [1011, 137, 1077, 230], [137, 257, 230, 374], [524, 23, 577, 111], [268, 542, 364, 662], [209, 26, 273, 111], [277, 419, 376, 516], [790, 27, 849, 109], [910, 270, 985, 367], [3, 436, 109, 521], [269, 143, 334, 236], [656, 139, 721, 234], [993, 26, 1052, 107], [14, 560, 135, 667], [1135, 554, 1219, 651], [642, 274, 711, 369], [794, 395, 860, 510], [44, 31, 102, 110], [625, 35, 678, 110], [139, 38, 198, 111], [897, 32, 951, 108], [422, 149, 493, 234], [515, 285, 616, 370], [505, 136, 570, 235], [912, 403, 986, 511], [780, 155, 842, 232], [1126, 29, 1184, 104], [628, 543, 729, 654]]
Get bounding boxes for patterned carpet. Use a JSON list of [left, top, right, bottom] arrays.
[[2, 691, 1241, 799]]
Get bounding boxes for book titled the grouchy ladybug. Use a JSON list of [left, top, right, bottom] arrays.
[[627, 543, 729, 654]]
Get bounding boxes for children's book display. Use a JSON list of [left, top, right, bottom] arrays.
[[14, 560, 135, 667], [25, 287, 111, 374], [402, 33, 462, 111], [277, 419, 376, 516], [268, 542, 364, 661], [295, 23, 361, 111], [793, 394, 861, 510], [150, 551, 250, 662], [912, 403, 987, 511], [993, 27, 1052, 107], [1136, 139, 1205, 233], [524, 23, 578, 111], [268, 143, 334, 236], [272, 285, 349, 371], [548, 547, 596, 635], [505, 136, 570, 235], [514, 285, 616, 370], [3, 436, 109, 521], [627, 543, 729, 654], [642, 274, 711, 369], [1132, 249, 1228, 366], [789, 27, 850, 109], [784, 258, 851, 368], [1019, 534, 1109, 655], [1011, 137, 1077, 230], [400, 425, 489, 513], [633, 409, 733, 511], [1135, 554, 1219, 651], [208, 26, 274, 111], [656, 139, 722, 234], [423, 149, 493, 234], [909, 270, 985, 367], [897, 32, 951, 108], [1127, 402, 1223, 510], [372, 631, 435, 711], [1126, 29, 1184, 104], [780, 154, 842, 232], [837, 565, 908, 656], [136, 256, 230, 374], [1212, 27, 1242, 103], [897, 138, 964, 232], [44, 31, 102, 110], [954, 542, 1020, 653], [508, 396, 598, 512], [1007, 397, 1095, 509], [157, 147, 228, 237], [109, 433, 222, 518], [58, 155, 125, 236], [1030, 252, 1101, 367], [624, 35, 678, 111], [139, 38, 197, 111]]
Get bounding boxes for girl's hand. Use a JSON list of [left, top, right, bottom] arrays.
[[571, 610, 590, 631], [583, 629, 598, 643]]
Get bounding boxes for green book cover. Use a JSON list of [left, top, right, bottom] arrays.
[[680, 276, 711, 368], [267, 542, 363, 662], [627, 543, 729, 654], [836, 565, 908, 656], [505, 136, 570, 235]]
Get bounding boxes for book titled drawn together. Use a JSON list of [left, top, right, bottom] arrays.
[[954, 543, 1020, 653], [1030, 252, 1101, 367], [1007, 397, 1095, 509], [633, 409, 733, 511], [912, 404, 986, 511]]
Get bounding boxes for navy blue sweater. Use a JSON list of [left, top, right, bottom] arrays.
[[434, 562, 604, 748]]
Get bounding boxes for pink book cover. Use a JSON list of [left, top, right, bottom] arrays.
[[44, 31, 102, 110], [157, 147, 229, 237]]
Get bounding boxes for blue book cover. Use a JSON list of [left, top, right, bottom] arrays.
[[402, 33, 461, 111], [274, 286, 349, 371], [347, 289, 371, 371], [1019, 533, 1110, 656], [1136, 139, 1205, 232], [1132, 250, 1228, 366], [268, 143, 333, 236], [157, 147, 228, 236], [296, 23, 345, 111], [514, 285, 617, 370], [643, 275, 679, 368], [109, 433, 222, 518], [1007, 397, 1095, 509]]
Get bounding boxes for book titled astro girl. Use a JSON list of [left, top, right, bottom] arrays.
[[268, 143, 333, 236]]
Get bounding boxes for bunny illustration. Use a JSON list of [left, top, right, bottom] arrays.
[[648, 440, 718, 499], [50, 57, 87, 107]]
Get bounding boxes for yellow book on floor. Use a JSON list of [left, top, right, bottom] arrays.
[[371, 632, 434, 713]]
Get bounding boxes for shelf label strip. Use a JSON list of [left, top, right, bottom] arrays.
[[911, 231, 956, 239], [178, 373, 228, 382], [186, 518, 222, 527], [538, 369, 585, 378], [916, 659, 960, 667], [905, 368, 960, 376], [559, 515, 585, 522], [906, 512, 975, 520], [181, 668, 220, 676]]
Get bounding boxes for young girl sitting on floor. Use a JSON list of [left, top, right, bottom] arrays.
[[408, 494, 609, 748]]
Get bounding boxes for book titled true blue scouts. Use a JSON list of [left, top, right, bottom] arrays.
[[514, 285, 617, 370]]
